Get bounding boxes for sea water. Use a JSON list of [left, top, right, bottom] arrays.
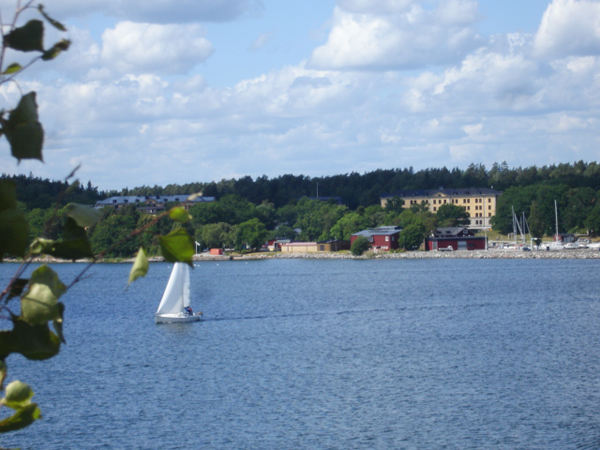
[[1, 258, 600, 449]]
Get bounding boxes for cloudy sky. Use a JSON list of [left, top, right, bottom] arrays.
[[1, 0, 599, 190]]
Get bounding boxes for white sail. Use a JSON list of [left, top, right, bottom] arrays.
[[156, 263, 190, 316]]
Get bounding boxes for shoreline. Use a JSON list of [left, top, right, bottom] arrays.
[[7, 248, 600, 264]]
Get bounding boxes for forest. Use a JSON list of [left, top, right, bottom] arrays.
[[4, 161, 600, 257]]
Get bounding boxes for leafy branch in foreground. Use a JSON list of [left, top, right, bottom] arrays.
[[0, 2, 197, 445]]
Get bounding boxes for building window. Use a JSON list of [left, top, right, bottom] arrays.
[[433, 207, 437, 211], [488, 205, 491, 210], [385, 236, 389, 241]]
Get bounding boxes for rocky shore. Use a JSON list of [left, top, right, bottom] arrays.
[[226, 248, 600, 261], [10, 248, 599, 264]]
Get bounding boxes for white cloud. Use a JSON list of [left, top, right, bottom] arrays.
[[309, 0, 480, 70], [534, 0, 600, 59], [100, 22, 214, 75], [3, 0, 600, 190]]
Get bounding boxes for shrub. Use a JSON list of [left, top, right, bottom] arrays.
[[351, 236, 371, 256]]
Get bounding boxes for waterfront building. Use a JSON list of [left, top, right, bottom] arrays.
[[380, 188, 502, 229]]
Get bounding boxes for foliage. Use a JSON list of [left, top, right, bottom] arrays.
[[234, 218, 268, 251], [398, 224, 426, 250], [123, 161, 600, 210], [329, 212, 369, 241], [350, 236, 371, 256], [198, 222, 234, 249], [436, 203, 470, 227], [0, 4, 198, 444]]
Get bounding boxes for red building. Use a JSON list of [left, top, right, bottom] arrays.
[[350, 226, 402, 251], [425, 227, 486, 251]]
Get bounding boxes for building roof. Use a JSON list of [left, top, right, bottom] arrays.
[[381, 187, 502, 199], [352, 226, 402, 237], [432, 227, 474, 237], [96, 195, 215, 207]]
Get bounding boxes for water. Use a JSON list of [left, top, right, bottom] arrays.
[[1, 258, 600, 449]]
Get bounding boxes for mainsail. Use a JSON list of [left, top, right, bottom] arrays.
[[156, 263, 190, 316]]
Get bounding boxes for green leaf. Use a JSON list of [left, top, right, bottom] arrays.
[[0, 361, 6, 390], [169, 207, 192, 223], [29, 238, 55, 255], [128, 247, 149, 285], [64, 179, 80, 194], [2, 63, 22, 75], [4, 20, 44, 52], [2, 381, 33, 410], [0, 319, 61, 360], [21, 266, 66, 326], [1, 92, 44, 162], [65, 203, 102, 228], [32, 219, 94, 260], [0, 403, 41, 433], [41, 39, 71, 61], [159, 228, 194, 266], [0, 209, 28, 260], [38, 4, 67, 31]]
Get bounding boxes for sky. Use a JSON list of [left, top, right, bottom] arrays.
[[0, 0, 599, 191]]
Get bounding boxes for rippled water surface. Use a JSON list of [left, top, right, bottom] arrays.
[[2, 258, 600, 449]]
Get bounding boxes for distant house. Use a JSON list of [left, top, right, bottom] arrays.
[[95, 195, 215, 213], [279, 240, 350, 253], [350, 226, 402, 251], [425, 227, 486, 251], [268, 239, 292, 251], [554, 233, 576, 243], [280, 242, 319, 253], [317, 240, 350, 252], [380, 187, 502, 229]]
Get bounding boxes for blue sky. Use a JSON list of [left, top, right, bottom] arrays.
[[1, 0, 599, 191]]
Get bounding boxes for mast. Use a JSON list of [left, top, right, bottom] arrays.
[[554, 200, 559, 240], [512, 206, 517, 244]]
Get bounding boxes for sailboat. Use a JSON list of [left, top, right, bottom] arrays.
[[155, 263, 202, 323]]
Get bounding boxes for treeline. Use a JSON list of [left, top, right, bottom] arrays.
[[119, 161, 600, 209], [8, 161, 600, 258], [8, 161, 600, 211], [492, 184, 600, 236], [2, 173, 103, 209], [22, 194, 469, 257]]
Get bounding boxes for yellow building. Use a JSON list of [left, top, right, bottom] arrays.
[[380, 188, 502, 229]]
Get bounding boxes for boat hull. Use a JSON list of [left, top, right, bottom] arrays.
[[155, 313, 202, 324]]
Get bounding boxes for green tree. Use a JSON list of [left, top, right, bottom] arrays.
[[351, 236, 371, 256], [585, 203, 600, 235], [330, 212, 369, 241], [528, 201, 545, 243], [235, 218, 268, 251], [89, 205, 140, 257], [398, 224, 425, 250], [199, 222, 233, 249], [436, 203, 470, 227]]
